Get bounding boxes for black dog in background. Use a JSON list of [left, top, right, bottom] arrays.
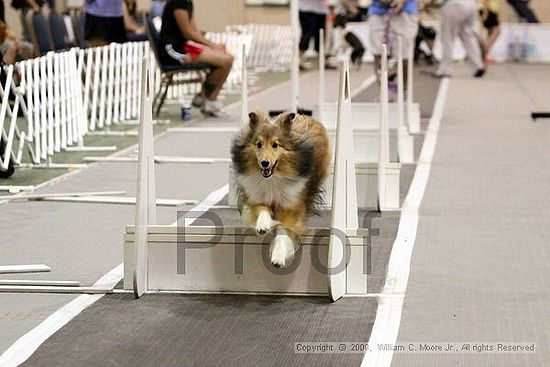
[[333, 14, 366, 66]]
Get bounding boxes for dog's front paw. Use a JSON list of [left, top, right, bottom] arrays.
[[270, 229, 296, 268], [255, 211, 277, 235]]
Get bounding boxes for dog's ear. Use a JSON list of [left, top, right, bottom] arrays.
[[281, 112, 296, 133], [248, 112, 259, 131]]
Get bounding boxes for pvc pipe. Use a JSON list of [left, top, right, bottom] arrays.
[[290, 0, 300, 112], [378, 44, 390, 211], [319, 28, 325, 111], [241, 43, 248, 126]]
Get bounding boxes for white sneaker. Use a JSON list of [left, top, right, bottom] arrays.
[[191, 94, 205, 108], [201, 99, 223, 117]]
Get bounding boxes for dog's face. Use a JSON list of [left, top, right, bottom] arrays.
[[246, 112, 296, 179]]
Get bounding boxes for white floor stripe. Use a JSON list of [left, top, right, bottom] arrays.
[[0, 183, 230, 367], [0, 264, 122, 367], [351, 74, 377, 100], [170, 184, 229, 226], [361, 78, 450, 367]]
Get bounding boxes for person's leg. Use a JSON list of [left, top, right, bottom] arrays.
[[368, 15, 385, 80], [1, 41, 17, 65], [508, 0, 539, 23], [486, 25, 500, 53], [436, 2, 460, 76], [16, 40, 36, 61], [299, 11, 315, 53], [457, 2, 485, 73], [195, 47, 234, 101], [313, 13, 326, 52], [391, 13, 419, 89], [85, 13, 110, 47]]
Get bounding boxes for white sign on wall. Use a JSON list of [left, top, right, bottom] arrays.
[[66, 0, 82, 7], [245, 0, 289, 5]]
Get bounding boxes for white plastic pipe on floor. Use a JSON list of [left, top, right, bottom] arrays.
[[378, 45, 390, 211]]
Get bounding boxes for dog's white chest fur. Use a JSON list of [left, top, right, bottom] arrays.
[[238, 172, 306, 207]]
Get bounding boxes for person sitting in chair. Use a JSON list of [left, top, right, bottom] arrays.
[[158, 0, 234, 116]]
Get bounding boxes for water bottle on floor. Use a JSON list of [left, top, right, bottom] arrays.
[[181, 102, 192, 121]]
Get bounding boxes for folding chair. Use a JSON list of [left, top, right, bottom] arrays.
[[26, 11, 54, 55], [48, 11, 76, 50], [145, 15, 210, 117]]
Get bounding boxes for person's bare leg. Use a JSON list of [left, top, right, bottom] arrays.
[[2, 41, 17, 65], [88, 38, 109, 47], [373, 55, 381, 81], [486, 25, 501, 53], [196, 47, 234, 101]]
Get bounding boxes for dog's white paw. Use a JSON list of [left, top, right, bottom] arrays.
[[255, 211, 277, 235], [270, 229, 296, 268]]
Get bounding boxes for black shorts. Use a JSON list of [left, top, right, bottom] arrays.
[[482, 10, 500, 29], [85, 13, 127, 43]]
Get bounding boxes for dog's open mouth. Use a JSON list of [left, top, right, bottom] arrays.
[[261, 162, 277, 179]]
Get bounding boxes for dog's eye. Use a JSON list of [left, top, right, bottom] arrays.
[[272, 143, 279, 149], [256, 142, 262, 149]]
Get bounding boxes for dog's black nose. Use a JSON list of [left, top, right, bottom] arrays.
[[260, 160, 269, 168]]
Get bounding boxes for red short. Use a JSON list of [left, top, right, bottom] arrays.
[[184, 40, 206, 60]]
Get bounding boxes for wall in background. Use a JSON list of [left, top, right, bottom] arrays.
[[3, 0, 550, 46]]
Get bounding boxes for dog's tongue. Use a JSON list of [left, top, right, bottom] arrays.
[[262, 168, 272, 177]]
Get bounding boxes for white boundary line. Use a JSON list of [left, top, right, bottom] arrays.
[[0, 183, 229, 367], [361, 78, 450, 367], [0, 264, 123, 367], [351, 74, 377, 100]]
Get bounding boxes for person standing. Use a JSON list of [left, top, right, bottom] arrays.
[[84, 0, 127, 46], [434, 0, 485, 78], [158, 0, 233, 116], [368, 0, 419, 87], [84, 0, 144, 47], [298, 0, 328, 69]]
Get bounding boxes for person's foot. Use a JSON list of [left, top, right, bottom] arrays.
[[201, 99, 223, 117], [299, 60, 313, 70], [325, 61, 337, 70], [474, 68, 486, 78], [192, 94, 205, 108], [485, 54, 495, 63]]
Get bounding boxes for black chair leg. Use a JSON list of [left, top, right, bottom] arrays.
[[155, 76, 172, 118]]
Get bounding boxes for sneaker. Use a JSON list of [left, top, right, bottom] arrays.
[[201, 99, 223, 117], [192, 94, 205, 108], [474, 68, 486, 78], [299, 60, 313, 70]]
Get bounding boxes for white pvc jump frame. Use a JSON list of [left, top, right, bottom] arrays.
[[319, 36, 421, 162], [127, 50, 368, 300]]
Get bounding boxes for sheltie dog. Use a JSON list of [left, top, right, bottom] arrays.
[[231, 111, 331, 268]]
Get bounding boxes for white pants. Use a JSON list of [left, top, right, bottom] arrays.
[[437, 0, 484, 75]]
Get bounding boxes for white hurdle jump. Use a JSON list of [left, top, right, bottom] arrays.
[[126, 58, 369, 301], [319, 37, 416, 164]]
